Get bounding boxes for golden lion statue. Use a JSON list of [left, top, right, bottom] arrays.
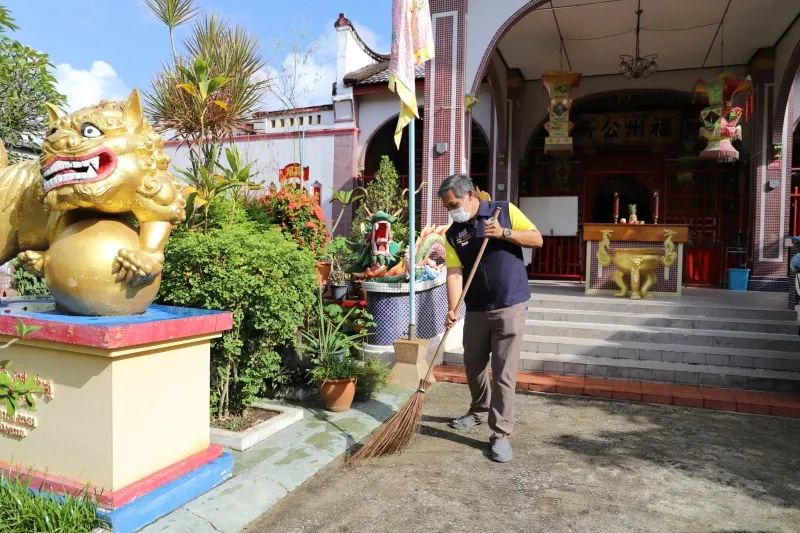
[[0, 89, 184, 315]]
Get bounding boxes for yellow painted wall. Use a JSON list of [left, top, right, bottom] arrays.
[[0, 334, 216, 491], [111, 340, 210, 488]]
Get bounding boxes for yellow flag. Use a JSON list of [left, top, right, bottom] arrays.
[[388, 0, 435, 148]]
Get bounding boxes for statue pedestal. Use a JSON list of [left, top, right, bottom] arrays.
[[0, 298, 232, 533]]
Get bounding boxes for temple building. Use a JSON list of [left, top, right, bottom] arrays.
[[165, 1, 800, 308]]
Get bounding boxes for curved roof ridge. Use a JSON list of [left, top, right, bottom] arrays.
[[334, 12, 389, 63]]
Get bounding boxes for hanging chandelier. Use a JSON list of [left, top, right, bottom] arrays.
[[619, 0, 657, 79]]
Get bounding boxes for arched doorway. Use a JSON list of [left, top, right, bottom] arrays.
[[520, 90, 748, 286], [363, 116, 490, 192], [363, 116, 423, 183]]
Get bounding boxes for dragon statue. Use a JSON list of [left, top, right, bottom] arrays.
[[0, 90, 185, 315], [351, 210, 447, 283], [348, 209, 403, 277]]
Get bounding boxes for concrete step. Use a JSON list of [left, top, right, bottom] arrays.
[[526, 294, 796, 322], [526, 308, 798, 335], [442, 349, 800, 392], [524, 319, 800, 353], [515, 334, 800, 371]]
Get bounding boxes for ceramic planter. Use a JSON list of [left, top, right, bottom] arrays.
[[329, 284, 348, 301], [361, 276, 448, 346], [318, 377, 357, 412], [316, 261, 331, 285]]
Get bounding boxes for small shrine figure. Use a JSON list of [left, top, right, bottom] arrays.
[[627, 204, 638, 224]]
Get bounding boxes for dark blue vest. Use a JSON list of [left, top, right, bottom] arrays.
[[445, 200, 531, 312]]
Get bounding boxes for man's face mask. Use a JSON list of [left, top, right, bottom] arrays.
[[449, 193, 472, 223]]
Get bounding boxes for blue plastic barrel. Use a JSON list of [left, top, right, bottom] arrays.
[[727, 268, 750, 291]]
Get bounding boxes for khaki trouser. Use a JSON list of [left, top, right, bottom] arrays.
[[462, 301, 526, 437]]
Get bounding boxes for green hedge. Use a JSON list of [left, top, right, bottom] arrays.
[[158, 221, 317, 417]]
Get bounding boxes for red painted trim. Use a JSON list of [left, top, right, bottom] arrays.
[[164, 128, 358, 148], [353, 79, 424, 96], [0, 312, 233, 349], [0, 445, 223, 509]]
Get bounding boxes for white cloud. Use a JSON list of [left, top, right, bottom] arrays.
[[260, 20, 385, 111], [54, 60, 130, 111]]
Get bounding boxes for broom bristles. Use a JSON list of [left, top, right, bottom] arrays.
[[346, 380, 432, 464]]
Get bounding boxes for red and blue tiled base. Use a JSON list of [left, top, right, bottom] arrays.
[[2, 445, 232, 533]]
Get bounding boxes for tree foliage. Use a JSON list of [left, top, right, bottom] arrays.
[[144, 0, 199, 64], [351, 156, 409, 245], [0, 6, 65, 159]]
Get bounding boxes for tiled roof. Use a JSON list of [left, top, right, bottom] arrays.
[[344, 62, 425, 86]]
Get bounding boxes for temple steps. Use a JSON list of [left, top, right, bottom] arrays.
[[526, 295, 795, 322], [526, 308, 798, 335], [443, 285, 800, 392], [523, 319, 800, 353]]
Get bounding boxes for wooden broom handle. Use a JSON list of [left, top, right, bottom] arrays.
[[422, 206, 502, 384]]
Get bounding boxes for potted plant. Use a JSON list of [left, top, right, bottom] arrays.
[[354, 357, 391, 401], [327, 263, 350, 301], [303, 291, 369, 411], [325, 236, 354, 300]]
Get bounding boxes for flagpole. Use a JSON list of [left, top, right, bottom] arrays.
[[408, 117, 416, 339]]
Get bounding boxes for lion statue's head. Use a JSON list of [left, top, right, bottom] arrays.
[[40, 89, 184, 224]]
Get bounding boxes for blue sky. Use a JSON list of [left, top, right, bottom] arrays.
[[3, 0, 392, 109]]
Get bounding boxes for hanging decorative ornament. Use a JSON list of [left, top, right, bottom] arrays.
[[692, 73, 752, 163], [542, 71, 582, 155]]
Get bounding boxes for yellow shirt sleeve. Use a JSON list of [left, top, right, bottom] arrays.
[[509, 203, 536, 231], [444, 240, 463, 268]]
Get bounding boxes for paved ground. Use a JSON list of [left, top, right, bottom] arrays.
[[245, 382, 800, 533]]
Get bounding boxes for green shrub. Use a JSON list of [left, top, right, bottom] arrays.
[[0, 473, 105, 532], [355, 357, 391, 400], [10, 260, 48, 296], [157, 222, 317, 418]]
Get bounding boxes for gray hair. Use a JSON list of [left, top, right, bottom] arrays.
[[437, 173, 475, 199]]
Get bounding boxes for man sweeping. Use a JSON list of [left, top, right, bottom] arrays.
[[439, 173, 543, 463]]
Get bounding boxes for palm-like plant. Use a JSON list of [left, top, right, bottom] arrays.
[[145, 0, 199, 65], [147, 14, 270, 151], [147, 14, 270, 225]]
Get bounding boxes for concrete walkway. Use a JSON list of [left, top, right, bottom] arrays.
[[246, 383, 800, 533], [140, 386, 413, 533]]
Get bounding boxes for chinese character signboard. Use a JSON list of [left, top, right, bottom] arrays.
[[278, 163, 310, 186], [542, 71, 582, 155], [572, 111, 681, 148]]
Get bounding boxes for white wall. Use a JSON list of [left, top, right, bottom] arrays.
[[355, 89, 423, 167], [775, 15, 800, 112], [257, 109, 335, 134], [164, 134, 338, 221], [335, 23, 381, 103], [465, 0, 529, 94]]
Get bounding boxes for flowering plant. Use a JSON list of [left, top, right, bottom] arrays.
[[259, 185, 329, 258]]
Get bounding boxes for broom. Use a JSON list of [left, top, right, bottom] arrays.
[[347, 206, 502, 463]]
